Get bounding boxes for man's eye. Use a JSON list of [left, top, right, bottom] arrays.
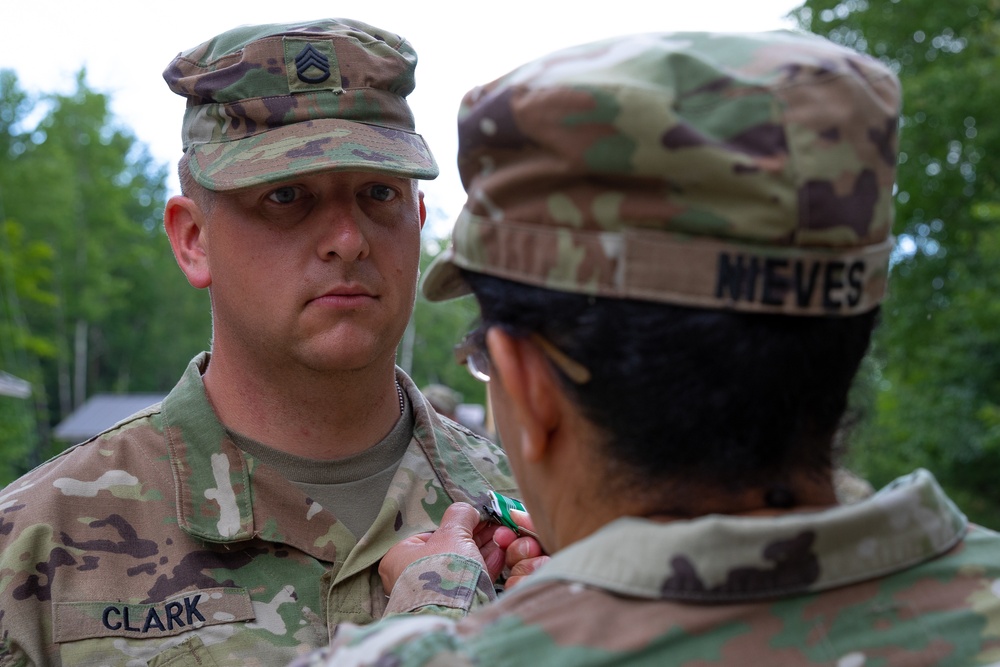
[[368, 185, 397, 202], [267, 186, 300, 204]]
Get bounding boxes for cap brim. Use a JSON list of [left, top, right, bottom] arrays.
[[421, 246, 472, 302], [188, 118, 439, 192]]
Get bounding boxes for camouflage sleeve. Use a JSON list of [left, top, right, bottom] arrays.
[[0, 641, 28, 667], [384, 553, 496, 619]]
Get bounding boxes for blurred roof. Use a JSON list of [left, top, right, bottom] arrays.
[[0, 371, 31, 399], [53, 393, 166, 443]]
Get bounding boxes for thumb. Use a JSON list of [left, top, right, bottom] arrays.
[[435, 502, 482, 540], [507, 508, 534, 531]]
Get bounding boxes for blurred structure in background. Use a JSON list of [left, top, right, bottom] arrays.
[[52, 393, 166, 443], [421, 383, 492, 438]]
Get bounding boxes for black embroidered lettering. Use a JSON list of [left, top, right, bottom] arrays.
[[716, 253, 743, 300], [165, 600, 184, 630], [123, 606, 141, 632], [745, 257, 760, 301], [143, 607, 166, 633], [762, 258, 790, 306], [823, 261, 846, 310], [716, 254, 761, 302], [794, 261, 821, 307], [102, 605, 122, 630], [185, 594, 206, 624], [847, 260, 865, 306]]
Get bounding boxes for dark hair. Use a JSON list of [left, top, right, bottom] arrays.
[[464, 270, 877, 510]]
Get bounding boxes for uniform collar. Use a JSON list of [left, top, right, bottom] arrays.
[[525, 470, 966, 602], [161, 352, 260, 544], [160, 354, 483, 570]]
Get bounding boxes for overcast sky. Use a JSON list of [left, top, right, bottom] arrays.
[[1, 0, 800, 236]]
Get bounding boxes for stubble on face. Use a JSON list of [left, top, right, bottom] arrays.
[[202, 173, 424, 379]]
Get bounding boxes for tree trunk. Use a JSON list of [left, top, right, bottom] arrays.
[[73, 318, 87, 409]]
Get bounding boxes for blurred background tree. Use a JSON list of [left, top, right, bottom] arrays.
[[399, 235, 487, 411], [0, 69, 212, 481], [796, 0, 1000, 526]]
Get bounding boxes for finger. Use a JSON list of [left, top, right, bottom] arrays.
[[503, 574, 531, 591], [491, 526, 520, 550], [511, 555, 549, 578], [472, 522, 500, 549], [507, 508, 535, 532], [506, 535, 545, 569], [479, 538, 506, 581], [434, 502, 482, 541], [504, 555, 550, 590]]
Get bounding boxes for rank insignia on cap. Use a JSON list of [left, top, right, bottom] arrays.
[[294, 43, 331, 84]]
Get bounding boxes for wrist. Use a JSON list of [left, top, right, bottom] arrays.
[[385, 553, 496, 616]]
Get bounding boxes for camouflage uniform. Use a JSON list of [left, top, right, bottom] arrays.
[[296, 30, 1000, 666], [294, 470, 1000, 666], [1, 19, 515, 665], [0, 354, 517, 665]]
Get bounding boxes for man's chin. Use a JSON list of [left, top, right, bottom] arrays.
[[291, 340, 396, 376]]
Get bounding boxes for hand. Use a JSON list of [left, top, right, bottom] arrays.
[[491, 509, 549, 590], [378, 502, 505, 594]]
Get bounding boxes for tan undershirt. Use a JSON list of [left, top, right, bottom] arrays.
[[227, 390, 414, 539]]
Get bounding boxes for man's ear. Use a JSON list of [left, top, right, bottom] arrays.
[[486, 328, 562, 464], [417, 190, 427, 231], [164, 195, 211, 289]]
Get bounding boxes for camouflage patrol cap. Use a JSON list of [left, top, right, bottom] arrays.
[[422, 30, 901, 316], [163, 19, 438, 191]]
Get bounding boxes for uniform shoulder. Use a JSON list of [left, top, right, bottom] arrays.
[[0, 404, 169, 515], [433, 415, 517, 497]]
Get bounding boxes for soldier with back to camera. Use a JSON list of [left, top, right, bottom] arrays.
[[295, 28, 1000, 667]]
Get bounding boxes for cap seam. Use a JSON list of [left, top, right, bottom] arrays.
[[187, 120, 427, 147], [657, 69, 898, 114], [182, 32, 404, 68], [457, 213, 877, 251], [771, 66, 900, 93], [174, 53, 244, 69], [195, 88, 410, 107]]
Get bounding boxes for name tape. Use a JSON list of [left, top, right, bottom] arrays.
[[53, 587, 255, 643]]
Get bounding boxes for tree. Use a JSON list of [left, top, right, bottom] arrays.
[[795, 0, 1000, 526], [0, 70, 58, 476], [0, 218, 57, 478], [399, 230, 488, 414], [0, 69, 211, 482]]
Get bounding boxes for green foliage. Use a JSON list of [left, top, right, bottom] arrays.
[[0, 69, 211, 483], [399, 234, 487, 410], [795, 0, 1000, 526], [0, 218, 54, 479]]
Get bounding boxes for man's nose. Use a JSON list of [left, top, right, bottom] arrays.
[[316, 203, 370, 262]]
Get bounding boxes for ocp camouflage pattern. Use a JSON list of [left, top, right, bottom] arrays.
[[292, 470, 1000, 667], [163, 19, 438, 191], [0, 353, 517, 666], [421, 30, 901, 316]]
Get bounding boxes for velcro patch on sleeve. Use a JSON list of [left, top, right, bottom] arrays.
[[53, 587, 255, 643]]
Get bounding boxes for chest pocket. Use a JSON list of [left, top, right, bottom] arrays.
[[148, 636, 217, 667]]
